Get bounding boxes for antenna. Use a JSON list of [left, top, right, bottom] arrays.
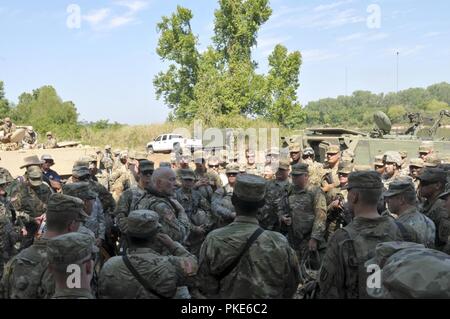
[[396, 51, 399, 92], [345, 67, 348, 96]]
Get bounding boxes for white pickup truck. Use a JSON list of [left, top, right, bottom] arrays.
[[147, 133, 202, 154]]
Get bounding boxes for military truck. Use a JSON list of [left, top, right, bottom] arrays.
[[282, 110, 450, 165]]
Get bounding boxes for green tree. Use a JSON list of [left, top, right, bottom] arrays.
[[153, 6, 200, 119], [387, 105, 406, 122], [0, 81, 11, 119], [425, 99, 449, 112], [427, 82, 450, 105], [266, 44, 303, 126]]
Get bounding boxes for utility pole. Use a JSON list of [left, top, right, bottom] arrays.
[[345, 67, 348, 96], [396, 51, 399, 93]]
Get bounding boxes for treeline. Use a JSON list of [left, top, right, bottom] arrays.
[[304, 82, 450, 128]]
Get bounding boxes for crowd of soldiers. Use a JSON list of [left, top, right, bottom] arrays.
[[0, 139, 449, 299]]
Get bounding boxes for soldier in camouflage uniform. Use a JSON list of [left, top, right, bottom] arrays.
[[325, 162, 353, 241], [321, 145, 341, 195], [211, 163, 240, 227], [418, 142, 434, 161], [279, 163, 327, 261], [439, 183, 450, 254], [302, 147, 324, 187], [318, 171, 418, 299], [381, 151, 403, 189], [0, 117, 16, 144], [257, 160, 291, 231], [366, 242, 450, 298], [244, 150, 262, 176], [384, 178, 436, 248], [10, 156, 52, 250], [289, 143, 302, 166], [0, 177, 18, 279], [408, 158, 424, 190], [1, 194, 88, 299], [43, 132, 58, 149], [418, 168, 450, 251], [99, 210, 197, 299], [373, 155, 385, 175], [175, 169, 213, 257], [198, 174, 300, 299], [47, 232, 95, 299], [132, 168, 191, 252], [193, 152, 222, 202], [22, 127, 37, 149]]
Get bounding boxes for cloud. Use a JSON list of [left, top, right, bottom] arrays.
[[314, 0, 354, 12], [115, 1, 149, 13], [337, 32, 389, 43], [83, 8, 111, 26], [302, 49, 339, 62]]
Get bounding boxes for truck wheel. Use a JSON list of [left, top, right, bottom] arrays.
[[148, 146, 154, 154]]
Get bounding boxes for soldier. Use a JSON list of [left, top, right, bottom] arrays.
[[341, 149, 355, 164], [381, 151, 403, 188], [302, 147, 324, 187], [373, 155, 385, 175], [384, 178, 436, 248], [43, 132, 58, 149], [99, 210, 197, 299], [263, 165, 274, 180], [321, 144, 341, 194], [87, 155, 109, 189], [408, 158, 424, 190], [22, 126, 37, 149], [175, 169, 212, 256], [211, 163, 240, 227], [289, 143, 302, 166], [0, 177, 18, 279], [1, 194, 88, 299], [41, 154, 62, 193], [198, 174, 300, 299], [438, 183, 450, 254], [11, 156, 52, 250], [257, 160, 291, 231], [318, 171, 417, 299], [418, 168, 450, 251], [423, 153, 441, 168], [101, 145, 114, 174], [418, 142, 433, 160], [63, 183, 105, 249], [279, 163, 327, 261], [325, 162, 353, 241], [0, 117, 16, 143], [47, 232, 95, 299], [132, 168, 190, 251], [244, 150, 261, 176], [194, 152, 222, 192]]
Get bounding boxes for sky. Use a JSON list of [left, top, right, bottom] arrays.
[[0, 0, 449, 125]]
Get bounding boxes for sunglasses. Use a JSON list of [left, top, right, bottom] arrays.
[[209, 165, 219, 168], [141, 170, 153, 176], [227, 173, 238, 176]]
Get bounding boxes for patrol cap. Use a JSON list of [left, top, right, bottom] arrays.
[[114, 149, 121, 156], [373, 155, 384, 167], [72, 163, 90, 178], [289, 143, 301, 153], [342, 171, 383, 190], [399, 151, 408, 159], [46, 131, 53, 136], [419, 142, 433, 154], [4, 117, 11, 122], [139, 160, 155, 173], [20, 155, 44, 169], [417, 168, 447, 184], [159, 162, 171, 168], [41, 154, 55, 163], [119, 151, 128, 159], [27, 166, 43, 187], [383, 151, 402, 166], [208, 156, 220, 166], [438, 183, 450, 199], [46, 193, 88, 222], [63, 182, 97, 200], [234, 174, 266, 203], [180, 169, 196, 180], [409, 158, 424, 168], [47, 232, 94, 267], [278, 160, 290, 171], [291, 163, 309, 175], [383, 177, 416, 198], [226, 163, 240, 174], [127, 210, 161, 238], [338, 162, 353, 174], [303, 147, 315, 156], [326, 145, 340, 155], [423, 153, 441, 167], [105, 145, 112, 150], [193, 151, 206, 164]]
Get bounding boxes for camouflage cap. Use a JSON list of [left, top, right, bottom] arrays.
[[278, 159, 291, 171], [208, 156, 220, 166], [226, 163, 240, 174], [303, 147, 315, 156], [291, 163, 309, 175], [134, 152, 148, 161], [159, 162, 171, 168], [399, 151, 408, 159], [419, 142, 433, 153], [383, 151, 402, 166], [338, 162, 353, 174], [409, 158, 424, 168], [373, 155, 384, 166], [289, 143, 301, 153], [119, 151, 128, 159], [423, 153, 441, 167], [438, 183, 450, 199], [180, 168, 196, 180], [366, 241, 450, 299], [20, 155, 44, 169], [26, 166, 43, 186], [234, 174, 266, 203], [113, 149, 121, 155], [41, 154, 55, 162], [105, 145, 112, 150], [383, 177, 415, 197], [193, 151, 206, 164], [127, 210, 161, 239], [46, 131, 53, 136], [139, 160, 154, 172], [326, 144, 340, 155], [46, 193, 88, 222], [63, 182, 97, 200], [417, 168, 447, 184], [343, 171, 383, 190], [72, 162, 90, 178], [47, 232, 94, 266]]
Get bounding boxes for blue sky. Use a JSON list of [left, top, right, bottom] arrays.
[[0, 0, 449, 124]]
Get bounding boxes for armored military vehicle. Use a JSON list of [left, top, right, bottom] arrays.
[[282, 110, 450, 165]]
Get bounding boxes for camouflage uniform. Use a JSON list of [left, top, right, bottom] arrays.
[[397, 207, 436, 248], [99, 210, 197, 299], [0, 202, 18, 279], [43, 132, 58, 149], [198, 175, 300, 299], [114, 186, 147, 232], [303, 158, 324, 187], [211, 183, 235, 226]]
